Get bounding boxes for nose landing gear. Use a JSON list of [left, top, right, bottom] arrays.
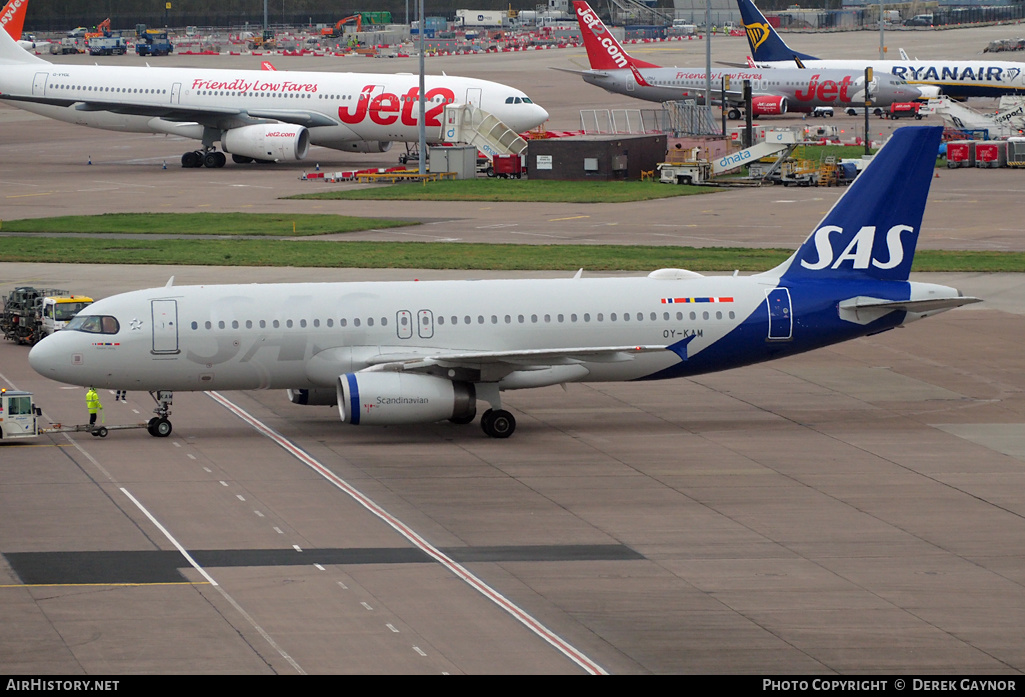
[[147, 390, 174, 437]]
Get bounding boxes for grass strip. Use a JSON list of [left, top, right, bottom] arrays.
[[287, 179, 720, 202], [0, 213, 418, 236], [0, 238, 1021, 272]]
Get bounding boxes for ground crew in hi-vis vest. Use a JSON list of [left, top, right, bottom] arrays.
[[86, 387, 103, 425]]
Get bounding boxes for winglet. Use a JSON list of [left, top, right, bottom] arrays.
[[165, 276, 175, 288]]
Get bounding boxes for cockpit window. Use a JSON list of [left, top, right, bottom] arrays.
[[66, 315, 120, 334], [522, 97, 533, 104]]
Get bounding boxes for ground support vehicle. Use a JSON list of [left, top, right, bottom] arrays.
[[1, 287, 93, 345], [0, 389, 171, 441], [488, 154, 524, 178], [889, 102, 923, 119]]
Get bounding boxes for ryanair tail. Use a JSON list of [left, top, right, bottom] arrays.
[[774, 126, 942, 283], [573, 1, 660, 71], [737, 0, 819, 65]]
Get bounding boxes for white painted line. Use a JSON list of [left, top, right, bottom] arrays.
[[413, 646, 427, 657], [314, 564, 325, 571], [273, 527, 284, 534], [254, 510, 265, 518], [119, 487, 305, 674], [206, 390, 608, 675], [187, 454, 197, 460], [236, 494, 245, 501], [219, 480, 228, 487], [337, 581, 348, 590], [361, 602, 373, 611], [386, 624, 399, 633], [293, 544, 302, 552]]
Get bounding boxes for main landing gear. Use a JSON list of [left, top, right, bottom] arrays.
[[480, 408, 516, 439], [147, 390, 174, 437], [181, 149, 227, 168]]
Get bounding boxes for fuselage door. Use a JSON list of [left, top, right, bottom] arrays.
[[171, 82, 181, 104], [397, 310, 412, 339], [151, 299, 180, 354], [626, 74, 636, 92], [766, 287, 793, 341], [417, 310, 434, 339], [32, 72, 49, 96], [465, 87, 482, 108]]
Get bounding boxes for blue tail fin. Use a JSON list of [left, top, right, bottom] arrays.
[[776, 126, 943, 283], [737, 0, 819, 64]]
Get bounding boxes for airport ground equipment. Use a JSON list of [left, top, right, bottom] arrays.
[[88, 36, 127, 55], [134, 25, 173, 56], [1006, 137, 1025, 167], [1, 287, 93, 346], [976, 141, 1008, 168], [658, 128, 799, 185], [442, 103, 528, 160], [946, 140, 977, 168], [888, 102, 923, 120], [0, 389, 168, 441]]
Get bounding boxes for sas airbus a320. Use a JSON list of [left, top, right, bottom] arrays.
[[29, 127, 978, 439]]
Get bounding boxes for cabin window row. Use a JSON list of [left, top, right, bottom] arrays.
[[188, 309, 736, 332], [50, 84, 167, 94]]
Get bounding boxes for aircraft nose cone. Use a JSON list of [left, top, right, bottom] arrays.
[[906, 84, 923, 100], [28, 334, 65, 380]]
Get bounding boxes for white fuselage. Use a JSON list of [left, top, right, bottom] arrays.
[[29, 274, 778, 392], [755, 58, 1025, 99], [583, 66, 920, 110], [0, 62, 549, 148]]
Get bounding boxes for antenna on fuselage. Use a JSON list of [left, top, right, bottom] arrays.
[[165, 276, 175, 288]]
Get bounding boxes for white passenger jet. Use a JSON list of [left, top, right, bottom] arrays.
[[27, 126, 979, 439], [566, 1, 920, 117], [738, 0, 1025, 99], [0, 21, 547, 167]]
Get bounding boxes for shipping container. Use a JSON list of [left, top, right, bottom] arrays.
[[975, 141, 1007, 168], [946, 140, 975, 168], [1006, 138, 1025, 167]]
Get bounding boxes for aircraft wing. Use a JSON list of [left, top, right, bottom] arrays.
[[0, 94, 337, 129]]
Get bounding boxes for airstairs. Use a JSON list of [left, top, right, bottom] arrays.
[[442, 104, 528, 160]]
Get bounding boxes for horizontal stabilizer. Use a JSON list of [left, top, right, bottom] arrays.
[[838, 295, 981, 324]]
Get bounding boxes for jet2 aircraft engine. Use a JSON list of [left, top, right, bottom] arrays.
[[337, 373, 476, 425], [222, 124, 311, 161]]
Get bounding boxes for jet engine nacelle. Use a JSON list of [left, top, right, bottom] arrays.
[[222, 124, 310, 161], [287, 388, 337, 406], [337, 372, 476, 425], [339, 141, 393, 153], [751, 95, 787, 115]]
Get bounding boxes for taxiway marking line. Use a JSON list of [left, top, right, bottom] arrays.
[[206, 390, 609, 676]]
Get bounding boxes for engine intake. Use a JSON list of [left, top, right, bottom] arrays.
[[337, 372, 475, 425], [222, 124, 310, 161]]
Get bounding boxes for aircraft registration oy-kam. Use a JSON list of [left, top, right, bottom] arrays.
[[738, 0, 1025, 99], [0, 15, 547, 167], [567, 1, 920, 116], [29, 126, 979, 439]]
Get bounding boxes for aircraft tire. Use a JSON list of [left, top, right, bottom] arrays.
[[152, 418, 173, 438], [204, 152, 226, 168], [232, 154, 254, 164], [481, 409, 515, 438], [181, 151, 200, 168]]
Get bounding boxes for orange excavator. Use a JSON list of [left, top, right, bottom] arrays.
[[320, 15, 361, 38], [84, 18, 111, 40]]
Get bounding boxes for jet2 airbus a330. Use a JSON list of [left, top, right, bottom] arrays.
[[27, 126, 978, 439], [738, 0, 1025, 99], [566, 1, 920, 116], [0, 22, 547, 167]]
